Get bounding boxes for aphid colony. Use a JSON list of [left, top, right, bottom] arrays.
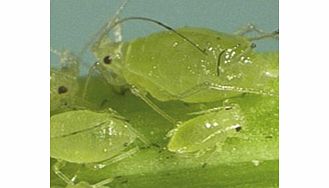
[[50, 2, 278, 187]]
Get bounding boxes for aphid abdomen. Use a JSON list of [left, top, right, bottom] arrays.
[[51, 110, 138, 164], [168, 105, 245, 153], [124, 27, 272, 103]]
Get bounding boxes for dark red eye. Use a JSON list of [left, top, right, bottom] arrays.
[[235, 126, 242, 132], [58, 86, 68, 94], [103, 55, 112, 65]]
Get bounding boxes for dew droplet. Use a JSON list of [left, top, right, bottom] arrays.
[[264, 70, 278, 78], [205, 122, 212, 128], [251, 160, 260, 166], [226, 75, 234, 81], [94, 163, 106, 169]]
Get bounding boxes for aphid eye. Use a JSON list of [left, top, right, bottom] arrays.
[[224, 106, 233, 110], [58, 86, 68, 94], [235, 126, 242, 132], [251, 43, 257, 48], [103, 55, 112, 65]]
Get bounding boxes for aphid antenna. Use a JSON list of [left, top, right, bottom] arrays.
[[234, 23, 279, 41], [248, 29, 279, 41], [216, 50, 226, 76], [102, 16, 208, 56]]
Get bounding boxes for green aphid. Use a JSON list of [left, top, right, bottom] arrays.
[[50, 49, 80, 115], [86, 15, 278, 123], [51, 109, 149, 185], [167, 105, 245, 154]]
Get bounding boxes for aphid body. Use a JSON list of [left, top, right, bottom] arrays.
[[51, 109, 149, 185], [51, 109, 148, 164], [167, 105, 245, 154], [92, 26, 276, 104]]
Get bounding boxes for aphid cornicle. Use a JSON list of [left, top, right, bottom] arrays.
[[51, 109, 149, 185], [86, 15, 278, 123]]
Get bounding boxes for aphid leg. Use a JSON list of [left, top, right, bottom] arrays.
[[53, 160, 74, 185], [82, 62, 99, 100], [130, 86, 177, 124], [124, 122, 150, 145], [92, 177, 114, 188], [176, 82, 276, 101], [187, 106, 229, 116], [188, 100, 240, 115], [207, 83, 276, 96], [107, 108, 128, 121], [234, 23, 279, 40], [91, 147, 140, 169]]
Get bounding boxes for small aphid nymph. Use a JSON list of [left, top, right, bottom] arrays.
[[51, 109, 149, 185], [167, 105, 245, 154]]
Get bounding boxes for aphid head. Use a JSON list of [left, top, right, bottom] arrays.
[[50, 69, 79, 113], [91, 36, 127, 86]]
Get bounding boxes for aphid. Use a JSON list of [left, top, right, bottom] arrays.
[[50, 49, 80, 114], [85, 14, 278, 123], [51, 109, 149, 184], [167, 104, 245, 154]]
